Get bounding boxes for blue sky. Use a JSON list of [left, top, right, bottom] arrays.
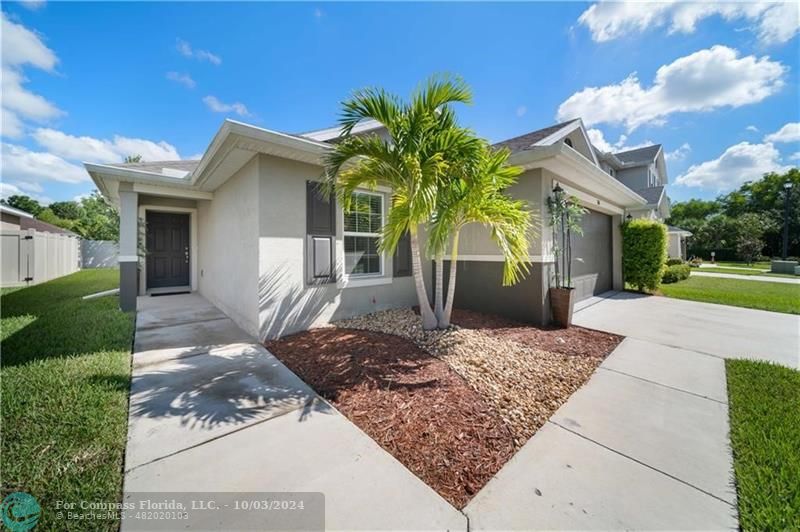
[[1, 1, 798, 205]]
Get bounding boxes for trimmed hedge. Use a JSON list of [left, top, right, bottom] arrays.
[[623, 219, 668, 292], [662, 263, 691, 283]]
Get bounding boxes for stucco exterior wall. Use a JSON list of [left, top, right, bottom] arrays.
[[256, 154, 432, 340], [197, 156, 260, 337]]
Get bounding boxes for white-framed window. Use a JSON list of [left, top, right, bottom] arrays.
[[344, 191, 383, 276]]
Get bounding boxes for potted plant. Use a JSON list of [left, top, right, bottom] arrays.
[[547, 183, 587, 327]]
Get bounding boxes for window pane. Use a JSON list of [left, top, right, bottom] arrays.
[[345, 236, 380, 275]]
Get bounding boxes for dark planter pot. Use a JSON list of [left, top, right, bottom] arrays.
[[549, 287, 575, 328]]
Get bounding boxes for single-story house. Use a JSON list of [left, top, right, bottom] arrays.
[[1, 204, 34, 230], [86, 117, 680, 337]]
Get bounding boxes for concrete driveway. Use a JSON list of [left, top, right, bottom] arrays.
[[573, 292, 800, 368], [124, 293, 465, 531]]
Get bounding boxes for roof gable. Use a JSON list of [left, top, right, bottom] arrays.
[[614, 144, 662, 164], [494, 118, 598, 166]]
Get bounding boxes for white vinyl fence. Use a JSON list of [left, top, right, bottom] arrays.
[[1, 229, 80, 287], [81, 240, 119, 269]]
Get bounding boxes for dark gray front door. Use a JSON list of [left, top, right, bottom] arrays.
[[571, 209, 612, 301], [146, 212, 190, 289]]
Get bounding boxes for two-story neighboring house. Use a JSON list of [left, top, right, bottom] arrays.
[[595, 144, 692, 259]]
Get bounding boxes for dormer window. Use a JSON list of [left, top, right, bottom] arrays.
[[564, 138, 574, 148]]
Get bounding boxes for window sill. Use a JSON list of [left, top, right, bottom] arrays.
[[338, 276, 393, 289]]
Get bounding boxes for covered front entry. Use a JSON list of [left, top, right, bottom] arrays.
[[146, 212, 190, 289], [571, 209, 613, 301]]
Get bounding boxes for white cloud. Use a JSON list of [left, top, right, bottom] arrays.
[[0, 181, 52, 204], [578, 1, 800, 46], [202, 95, 250, 117], [1, 13, 63, 136], [176, 39, 221, 65], [19, 0, 46, 10], [1, 107, 24, 138], [665, 143, 691, 162], [557, 46, 785, 132], [790, 152, 800, 161], [1, 12, 57, 70], [746, 125, 760, 133], [32, 128, 182, 163], [314, 8, 323, 18], [764, 122, 800, 143], [586, 128, 652, 153], [1, 143, 88, 185], [676, 141, 790, 191], [165, 71, 196, 89], [516, 105, 527, 117]]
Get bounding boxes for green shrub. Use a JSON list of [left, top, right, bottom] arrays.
[[689, 257, 703, 267], [666, 258, 684, 266], [662, 263, 691, 283], [623, 219, 668, 292]]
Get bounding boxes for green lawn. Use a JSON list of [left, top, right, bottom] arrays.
[[699, 267, 796, 278], [659, 276, 800, 314], [1, 269, 134, 531], [727, 360, 800, 530]]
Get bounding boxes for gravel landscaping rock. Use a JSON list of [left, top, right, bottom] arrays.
[[337, 308, 622, 446]]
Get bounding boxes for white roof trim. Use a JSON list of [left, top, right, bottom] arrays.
[[0, 204, 35, 218], [532, 119, 599, 166], [301, 119, 384, 141]]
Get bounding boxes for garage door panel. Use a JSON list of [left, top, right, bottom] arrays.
[[571, 209, 612, 301]]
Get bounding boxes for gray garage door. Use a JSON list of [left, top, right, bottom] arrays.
[[571, 209, 612, 301]]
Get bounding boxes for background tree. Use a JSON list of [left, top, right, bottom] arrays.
[[736, 213, 774, 265], [124, 154, 143, 163], [324, 75, 478, 330], [49, 200, 85, 220], [1, 195, 43, 216]]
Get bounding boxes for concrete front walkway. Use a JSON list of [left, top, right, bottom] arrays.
[[691, 271, 800, 284], [465, 334, 739, 530], [465, 292, 800, 529], [124, 293, 465, 531]]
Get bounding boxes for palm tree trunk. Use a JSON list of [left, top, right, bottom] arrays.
[[434, 252, 444, 324], [410, 225, 437, 330], [440, 230, 460, 328]]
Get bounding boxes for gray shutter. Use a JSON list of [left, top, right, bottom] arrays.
[[393, 230, 412, 277], [306, 181, 336, 284]]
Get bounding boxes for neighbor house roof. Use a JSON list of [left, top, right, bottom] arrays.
[[0, 204, 35, 218], [667, 225, 693, 236], [614, 144, 662, 164], [493, 119, 580, 153], [20, 217, 79, 236], [635, 185, 665, 205]]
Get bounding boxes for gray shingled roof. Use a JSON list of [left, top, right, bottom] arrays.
[[106, 160, 201, 174], [635, 185, 665, 205], [614, 144, 661, 164], [20, 217, 79, 236], [493, 119, 579, 153]]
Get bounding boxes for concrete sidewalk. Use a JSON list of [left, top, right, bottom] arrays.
[[465, 337, 738, 530], [691, 271, 800, 284], [124, 293, 466, 531]]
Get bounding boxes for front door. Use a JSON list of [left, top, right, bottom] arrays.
[[146, 212, 190, 289]]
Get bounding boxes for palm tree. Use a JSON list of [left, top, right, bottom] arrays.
[[428, 143, 535, 328], [323, 76, 480, 330]]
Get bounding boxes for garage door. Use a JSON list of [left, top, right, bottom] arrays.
[[571, 209, 612, 301]]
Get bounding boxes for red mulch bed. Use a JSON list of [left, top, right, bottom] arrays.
[[266, 328, 515, 508], [451, 308, 623, 358]]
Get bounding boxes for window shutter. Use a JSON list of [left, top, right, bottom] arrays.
[[393, 230, 412, 277], [306, 181, 336, 284]]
